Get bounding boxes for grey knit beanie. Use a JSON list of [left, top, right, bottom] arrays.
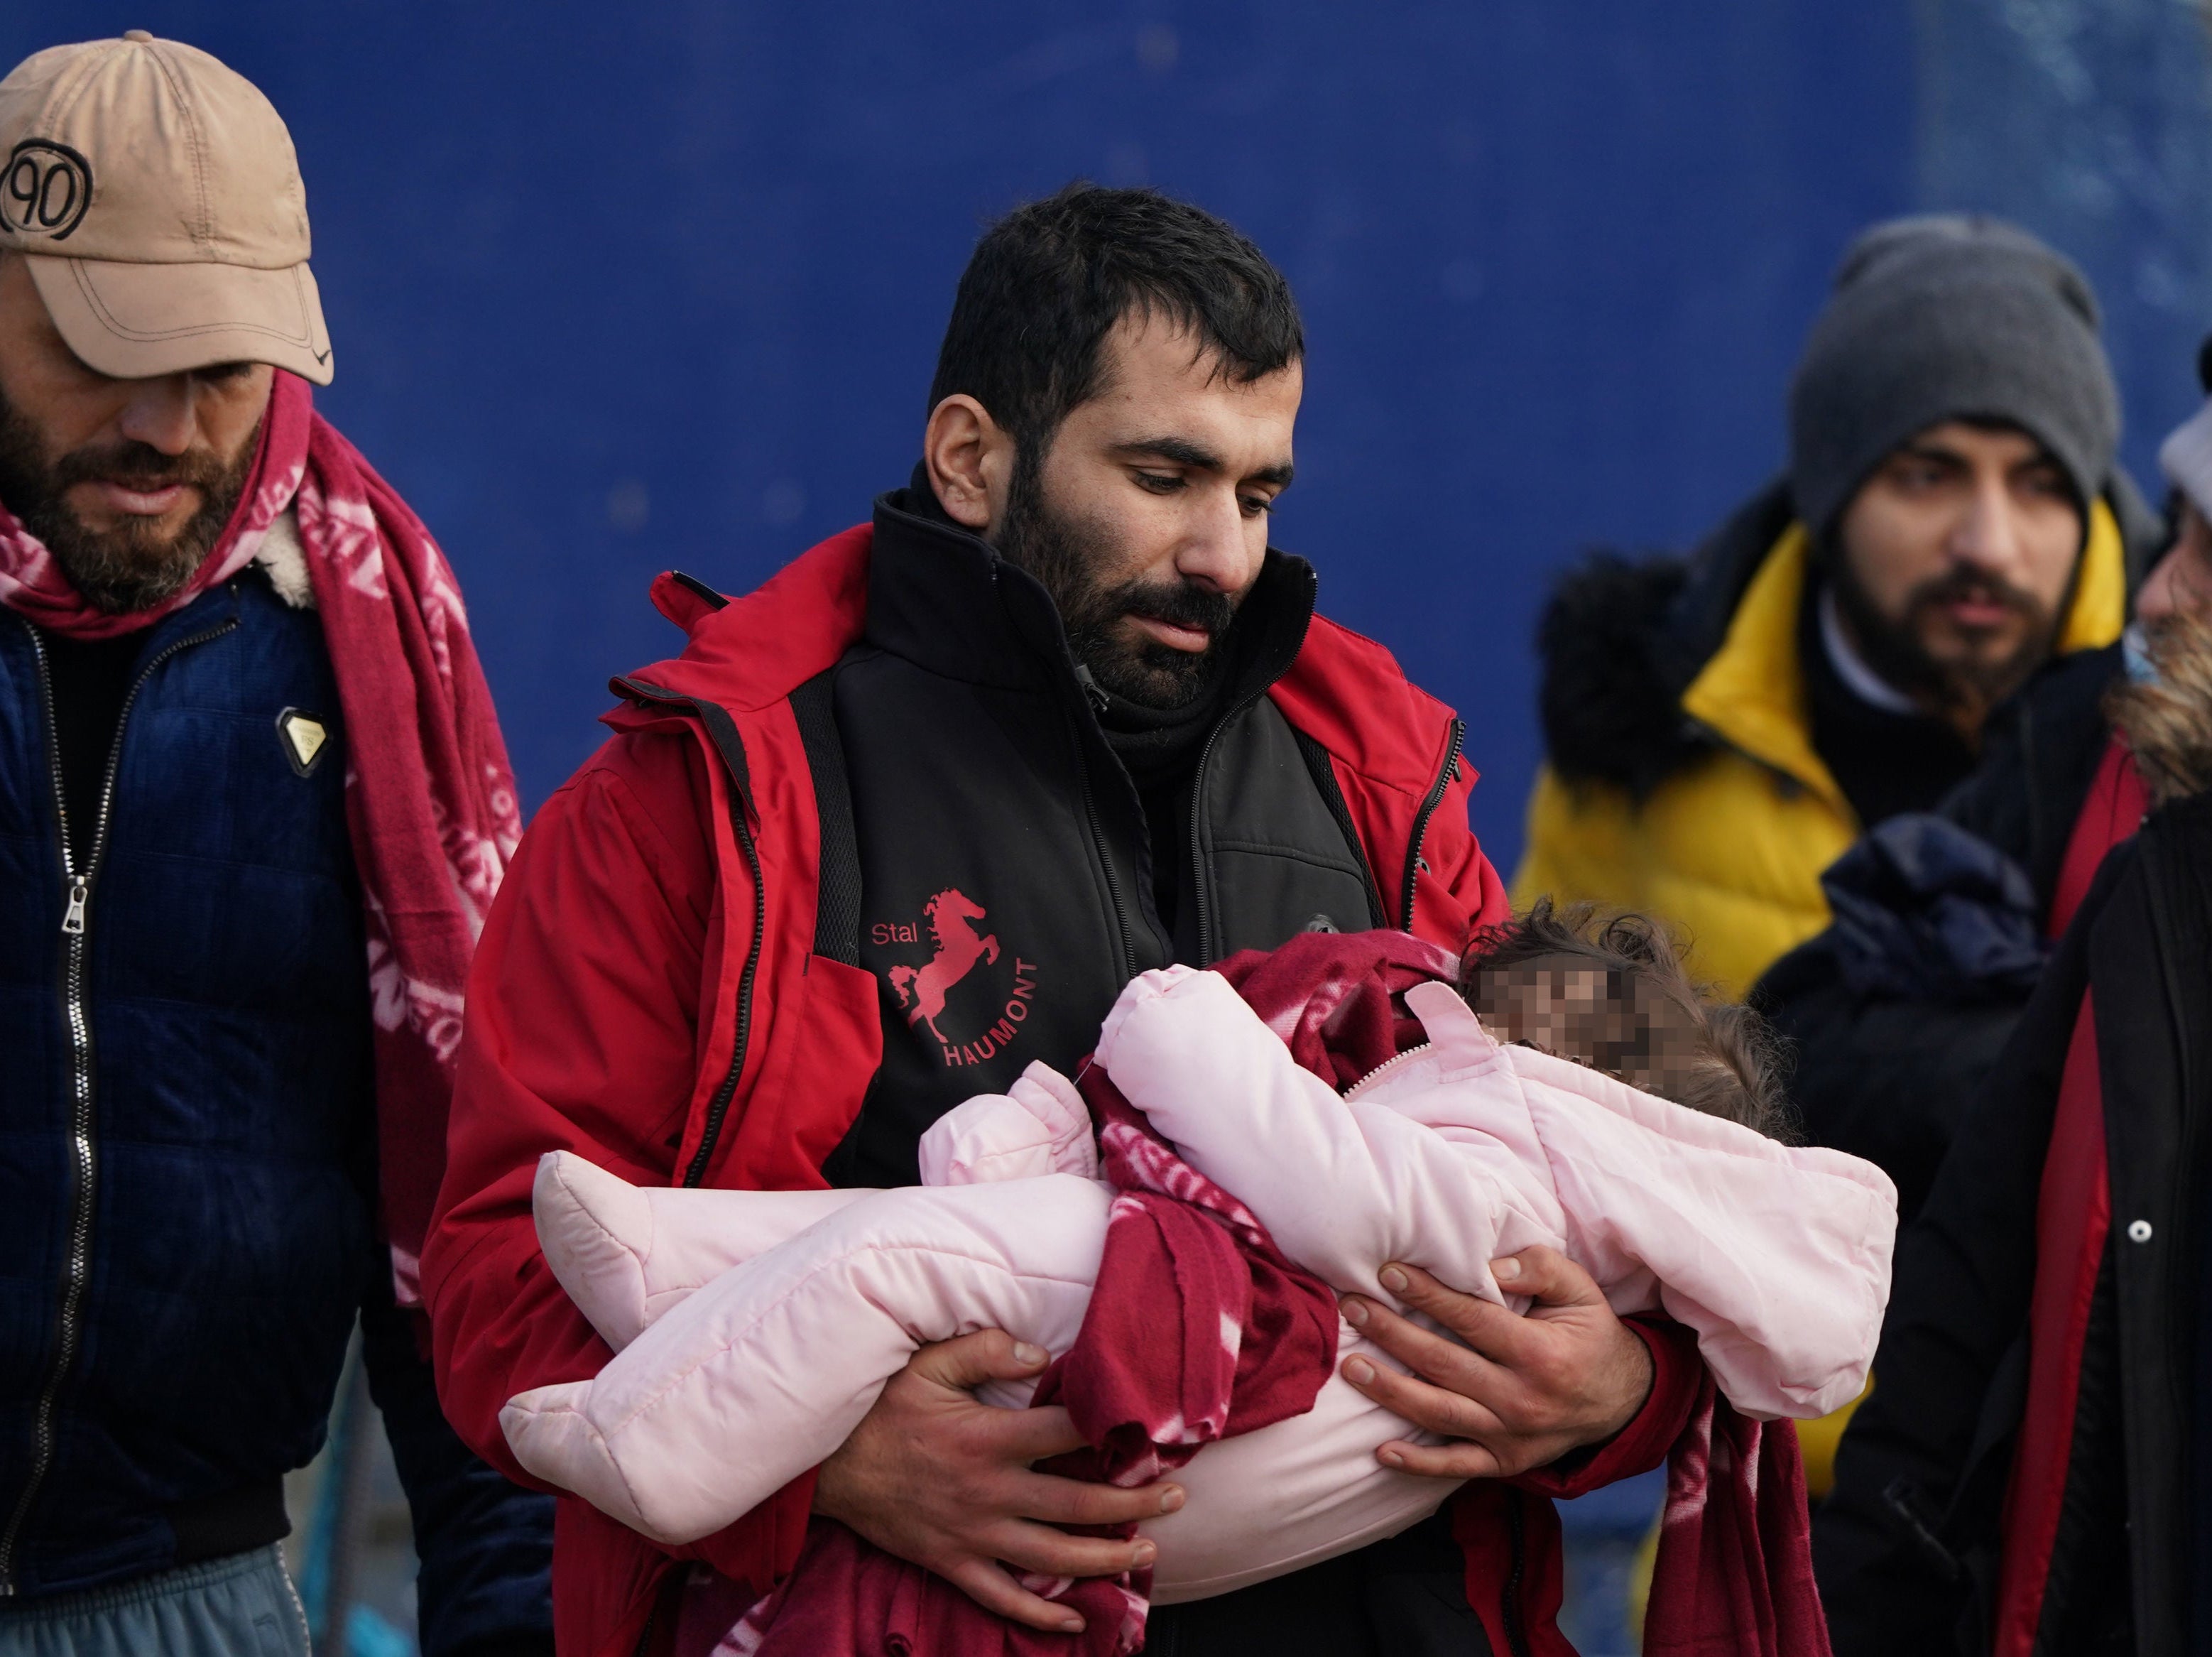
[[1788, 214, 2120, 540]]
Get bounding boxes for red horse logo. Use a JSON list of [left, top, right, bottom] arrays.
[[889, 889, 1001, 1044]]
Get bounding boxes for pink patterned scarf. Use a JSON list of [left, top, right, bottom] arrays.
[[0, 370, 521, 1303]]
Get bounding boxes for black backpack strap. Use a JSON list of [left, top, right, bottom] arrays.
[[1290, 727, 1388, 931], [790, 668, 862, 967]]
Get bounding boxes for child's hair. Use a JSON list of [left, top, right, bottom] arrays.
[[1459, 898, 1794, 1140]]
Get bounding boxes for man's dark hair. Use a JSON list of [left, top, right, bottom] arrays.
[[927, 182, 1303, 450]]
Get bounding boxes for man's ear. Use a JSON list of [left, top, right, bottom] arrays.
[[923, 394, 1017, 533]]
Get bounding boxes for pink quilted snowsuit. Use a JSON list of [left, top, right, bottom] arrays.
[[501, 965, 1897, 1602]]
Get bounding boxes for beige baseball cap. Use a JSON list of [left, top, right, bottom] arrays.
[[0, 31, 332, 384]]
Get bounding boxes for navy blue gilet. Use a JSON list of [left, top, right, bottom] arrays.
[[0, 568, 373, 1596]]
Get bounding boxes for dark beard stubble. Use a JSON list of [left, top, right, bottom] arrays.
[[0, 385, 259, 615], [1827, 546, 2063, 728], [996, 443, 1239, 710]]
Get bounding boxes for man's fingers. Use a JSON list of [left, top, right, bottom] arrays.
[[989, 1516, 1160, 1583], [819, 1335, 1188, 1619], [1368, 1264, 1539, 1369], [1336, 1257, 1651, 1479], [905, 1328, 1052, 1393], [1374, 1438, 1506, 1481], [963, 1401, 1089, 1464], [1376, 1260, 1472, 1317], [1487, 1244, 1607, 1313], [946, 1513, 1173, 1632], [1346, 1294, 1517, 1396], [1340, 1350, 1508, 1445], [1010, 1467, 1185, 1527], [942, 1557, 1086, 1636]]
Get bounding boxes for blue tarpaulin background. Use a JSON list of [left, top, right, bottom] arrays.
[[20, 2, 2212, 873]]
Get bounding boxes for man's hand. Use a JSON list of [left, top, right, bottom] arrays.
[[1337, 1246, 1654, 1479], [812, 1329, 1184, 1635]]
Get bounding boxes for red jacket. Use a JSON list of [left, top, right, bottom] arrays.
[[423, 525, 1699, 1656]]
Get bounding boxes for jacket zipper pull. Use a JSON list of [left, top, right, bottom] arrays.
[[61, 877, 88, 936], [1073, 664, 1113, 716]]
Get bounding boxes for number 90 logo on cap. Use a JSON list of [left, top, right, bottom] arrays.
[[3, 141, 93, 241]]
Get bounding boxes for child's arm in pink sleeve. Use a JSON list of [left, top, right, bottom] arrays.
[[1095, 967, 1547, 1306]]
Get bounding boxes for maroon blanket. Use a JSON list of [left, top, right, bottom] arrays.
[[718, 929, 1827, 1656]]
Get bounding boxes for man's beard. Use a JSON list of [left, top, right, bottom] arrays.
[[0, 386, 258, 615], [996, 446, 1238, 710], [1828, 551, 2061, 725]]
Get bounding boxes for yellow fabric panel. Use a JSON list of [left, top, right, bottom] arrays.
[[1513, 756, 1855, 998], [1514, 521, 1853, 996], [1629, 1516, 1656, 1643], [1510, 765, 1639, 913], [2058, 496, 2127, 653], [1678, 523, 1845, 810], [1796, 1376, 1871, 1501]]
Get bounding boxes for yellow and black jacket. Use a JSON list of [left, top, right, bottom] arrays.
[[1512, 477, 2140, 999], [1516, 473, 2152, 1503]]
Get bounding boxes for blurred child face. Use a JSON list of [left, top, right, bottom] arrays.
[[1468, 956, 1701, 1097]]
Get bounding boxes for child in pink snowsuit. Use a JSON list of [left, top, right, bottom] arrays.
[[501, 906, 1896, 1605]]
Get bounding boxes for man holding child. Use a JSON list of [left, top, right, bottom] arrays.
[[427, 184, 1716, 1656]]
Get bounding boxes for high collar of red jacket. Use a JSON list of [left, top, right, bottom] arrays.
[[609, 499, 1476, 825]]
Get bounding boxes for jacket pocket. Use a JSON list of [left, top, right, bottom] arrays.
[[710, 952, 883, 1189]]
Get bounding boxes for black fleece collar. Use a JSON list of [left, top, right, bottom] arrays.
[[866, 481, 1067, 692], [1652, 475, 1801, 692]]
